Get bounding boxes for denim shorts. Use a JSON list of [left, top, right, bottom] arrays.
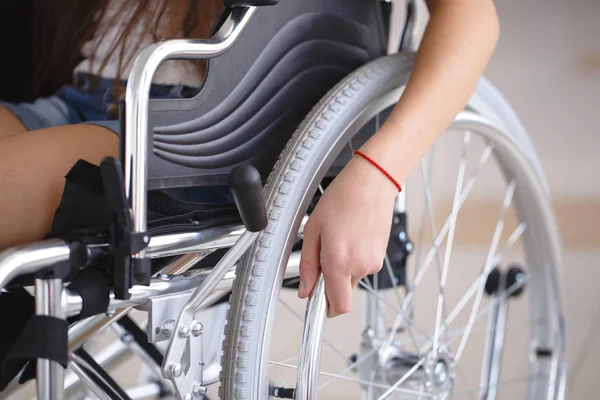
[[0, 73, 198, 131], [0, 74, 233, 204]]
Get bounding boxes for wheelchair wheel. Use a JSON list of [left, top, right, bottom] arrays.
[[220, 53, 566, 399]]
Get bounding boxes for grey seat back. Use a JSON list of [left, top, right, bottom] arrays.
[[146, 0, 388, 190]]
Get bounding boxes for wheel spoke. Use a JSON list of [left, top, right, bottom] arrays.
[[278, 298, 347, 361], [492, 222, 527, 266], [412, 145, 437, 285], [446, 277, 530, 346], [454, 180, 517, 362], [357, 280, 431, 346], [269, 354, 298, 368], [318, 347, 378, 389], [445, 222, 527, 326], [385, 145, 494, 352], [268, 361, 433, 397], [398, 145, 494, 321], [433, 131, 471, 355]]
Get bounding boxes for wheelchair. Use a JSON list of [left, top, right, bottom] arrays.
[[0, 0, 566, 399]]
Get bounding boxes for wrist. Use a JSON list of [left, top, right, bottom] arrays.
[[353, 150, 402, 192], [348, 153, 400, 200], [358, 122, 424, 185]]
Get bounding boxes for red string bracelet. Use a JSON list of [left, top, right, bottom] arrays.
[[353, 150, 402, 192]]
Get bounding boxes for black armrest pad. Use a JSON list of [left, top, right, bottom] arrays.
[[223, 0, 279, 7]]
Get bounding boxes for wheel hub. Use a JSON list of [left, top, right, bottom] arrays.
[[352, 338, 456, 397]]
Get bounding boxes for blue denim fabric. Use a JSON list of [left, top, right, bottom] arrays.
[[1, 73, 198, 130]]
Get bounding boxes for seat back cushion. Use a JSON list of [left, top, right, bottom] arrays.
[[146, 0, 388, 189]]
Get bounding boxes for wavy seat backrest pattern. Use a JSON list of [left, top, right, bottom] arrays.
[[146, 0, 388, 189]]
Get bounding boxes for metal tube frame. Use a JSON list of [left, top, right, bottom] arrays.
[[124, 6, 256, 260], [0, 3, 422, 400], [479, 287, 509, 400], [35, 278, 66, 400]]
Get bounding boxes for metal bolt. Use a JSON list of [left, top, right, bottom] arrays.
[[193, 383, 207, 396], [398, 231, 407, 241], [158, 273, 170, 281], [170, 363, 183, 378], [143, 235, 150, 243], [106, 308, 115, 317], [405, 242, 414, 252], [191, 321, 204, 337], [183, 394, 192, 400], [179, 325, 191, 338], [121, 333, 134, 344], [161, 320, 176, 338]]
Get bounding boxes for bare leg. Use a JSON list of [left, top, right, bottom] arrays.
[[0, 106, 27, 138], [0, 124, 118, 249]]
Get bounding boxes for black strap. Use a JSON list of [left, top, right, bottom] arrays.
[[68, 268, 111, 319], [0, 289, 34, 390], [1, 315, 68, 387]]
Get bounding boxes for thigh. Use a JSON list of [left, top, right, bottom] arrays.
[[0, 123, 118, 249], [0, 105, 27, 138], [0, 94, 73, 139]]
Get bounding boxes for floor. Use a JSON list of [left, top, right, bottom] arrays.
[[4, 0, 599, 399]]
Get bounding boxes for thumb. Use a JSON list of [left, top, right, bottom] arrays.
[[298, 225, 321, 299]]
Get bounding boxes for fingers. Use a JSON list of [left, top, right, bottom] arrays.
[[323, 260, 352, 318], [298, 223, 321, 299], [321, 248, 353, 318]]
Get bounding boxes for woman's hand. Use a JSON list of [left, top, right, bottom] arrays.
[[298, 155, 398, 317]]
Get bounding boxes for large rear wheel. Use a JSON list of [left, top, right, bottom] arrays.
[[220, 53, 566, 400]]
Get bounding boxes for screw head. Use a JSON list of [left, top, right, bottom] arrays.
[[179, 325, 191, 338], [170, 363, 183, 378], [183, 394, 192, 400], [160, 320, 175, 338], [121, 333, 134, 344], [398, 231, 407, 242], [158, 273, 170, 281], [193, 383, 207, 396], [191, 321, 204, 337]]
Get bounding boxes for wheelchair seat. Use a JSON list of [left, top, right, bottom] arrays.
[[145, 0, 388, 189]]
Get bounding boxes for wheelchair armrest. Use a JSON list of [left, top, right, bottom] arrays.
[[223, 0, 279, 7]]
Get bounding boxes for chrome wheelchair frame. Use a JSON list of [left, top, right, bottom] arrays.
[[0, 2, 417, 398], [0, 1, 567, 399]]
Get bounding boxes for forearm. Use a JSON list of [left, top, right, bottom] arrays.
[[360, 0, 499, 183]]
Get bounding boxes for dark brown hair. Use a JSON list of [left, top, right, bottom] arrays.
[[31, 0, 223, 97]]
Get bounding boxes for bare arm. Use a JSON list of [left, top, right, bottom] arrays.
[[361, 0, 500, 184], [299, 0, 500, 317]]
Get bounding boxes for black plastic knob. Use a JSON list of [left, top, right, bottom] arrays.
[[229, 164, 268, 232], [484, 267, 501, 296]]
